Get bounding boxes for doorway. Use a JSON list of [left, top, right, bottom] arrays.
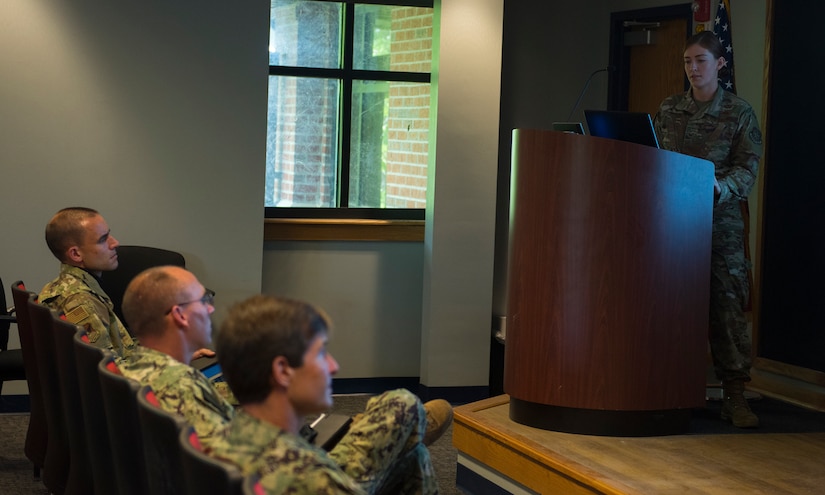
[[607, 4, 693, 114]]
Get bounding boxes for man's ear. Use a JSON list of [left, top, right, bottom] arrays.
[[66, 246, 83, 264], [271, 356, 292, 388], [169, 305, 188, 329]]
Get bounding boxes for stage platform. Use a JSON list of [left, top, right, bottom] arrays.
[[453, 395, 825, 494]]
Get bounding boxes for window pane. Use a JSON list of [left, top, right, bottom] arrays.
[[270, 0, 342, 69], [349, 80, 430, 208], [265, 76, 340, 208], [353, 5, 433, 73]]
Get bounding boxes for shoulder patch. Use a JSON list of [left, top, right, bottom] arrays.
[[749, 126, 762, 146], [65, 305, 90, 324]]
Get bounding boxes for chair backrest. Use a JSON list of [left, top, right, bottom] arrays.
[[52, 314, 94, 494], [137, 385, 188, 495], [73, 329, 119, 495], [10, 282, 46, 470], [179, 426, 243, 495], [98, 245, 186, 326], [98, 356, 148, 495], [0, 276, 26, 394], [0, 276, 13, 351], [28, 299, 69, 495], [242, 474, 265, 495]]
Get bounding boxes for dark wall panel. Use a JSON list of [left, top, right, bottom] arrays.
[[758, 0, 825, 371]]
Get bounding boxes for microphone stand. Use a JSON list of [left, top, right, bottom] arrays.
[[566, 67, 611, 121]]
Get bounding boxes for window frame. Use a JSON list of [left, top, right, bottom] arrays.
[[265, 0, 434, 221]]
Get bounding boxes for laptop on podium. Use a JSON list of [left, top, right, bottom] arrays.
[[584, 110, 660, 148]]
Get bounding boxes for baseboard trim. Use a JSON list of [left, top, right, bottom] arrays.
[[332, 378, 489, 404], [457, 452, 537, 495], [0, 394, 30, 413], [418, 384, 489, 404], [333, 377, 420, 395]]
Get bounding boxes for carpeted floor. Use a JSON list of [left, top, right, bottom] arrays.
[[4, 393, 825, 494], [0, 394, 460, 495], [0, 413, 48, 495]]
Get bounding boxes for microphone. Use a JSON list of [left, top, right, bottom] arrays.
[[566, 66, 614, 121]]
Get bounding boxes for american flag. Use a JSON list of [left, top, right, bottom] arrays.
[[712, 0, 736, 94]]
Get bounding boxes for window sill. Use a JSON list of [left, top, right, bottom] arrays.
[[264, 218, 425, 242]]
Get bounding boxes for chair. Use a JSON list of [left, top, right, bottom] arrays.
[[73, 330, 118, 495], [10, 282, 46, 479], [98, 245, 185, 327], [137, 385, 188, 495], [179, 426, 243, 495], [0, 277, 25, 396], [28, 299, 70, 495], [98, 356, 148, 495], [52, 314, 94, 494], [242, 474, 264, 495]]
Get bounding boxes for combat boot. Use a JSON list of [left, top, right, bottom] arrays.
[[721, 379, 759, 428], [423, 399, 453, 446]]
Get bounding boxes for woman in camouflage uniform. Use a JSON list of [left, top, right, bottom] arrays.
[[654, 31, 762, 428]]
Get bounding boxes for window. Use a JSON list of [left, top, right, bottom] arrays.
[[265, 0, 434, 220]]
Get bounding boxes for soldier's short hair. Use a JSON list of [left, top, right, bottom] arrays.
[[217, 295, 331, 404], [45, 207, 100, 262], [123, 266, 187, 339]]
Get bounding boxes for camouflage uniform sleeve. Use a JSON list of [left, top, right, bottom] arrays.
[[62, 292, 115, 350], [258, 465, 364, 495], [154, 369, 235, 447], [208, 411, 365, 495], [716, 106, 762, 205], [213, 381, 239, 406], [255, 443, 364, 495]]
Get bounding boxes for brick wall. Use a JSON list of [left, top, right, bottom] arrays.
[[265, 3, 432, 209]]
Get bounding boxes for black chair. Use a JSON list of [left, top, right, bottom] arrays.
[[52, 314, 94, 495], [28, 299, 70, 495], [98, 245, 185, 327], [73, 330, 118, 495], [180, 426, 243, 495], [137, 385, 188, 495], [10, 282, 46, 480], [0, 277, 25, 396], [242, 473, 263, 495], [98, 356, 148, 495]]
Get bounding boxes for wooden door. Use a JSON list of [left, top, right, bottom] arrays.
[[627, 19, 688, 115], [608, 4, 693, 113]]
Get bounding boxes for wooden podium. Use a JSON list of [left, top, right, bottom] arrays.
[[504, 129, 714, 436]]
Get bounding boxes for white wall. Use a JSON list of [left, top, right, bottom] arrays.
[[419, 0, 504, 388], [262, 241, 425, 379], [1, 0, 268, 393]]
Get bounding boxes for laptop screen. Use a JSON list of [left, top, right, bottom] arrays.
[[584, 110, 660, 148], [551, 122, 585, 134]]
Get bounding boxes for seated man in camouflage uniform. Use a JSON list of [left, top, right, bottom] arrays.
[[119, 265, 235, 446], [209, 295, 452, 495], [39, 207, 136, 357]]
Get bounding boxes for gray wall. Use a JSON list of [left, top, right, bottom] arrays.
[[1, 1, 268, 392], [1, 0, 766, 394]]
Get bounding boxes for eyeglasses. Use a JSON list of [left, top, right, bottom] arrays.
[[165, 288, 215, 315]]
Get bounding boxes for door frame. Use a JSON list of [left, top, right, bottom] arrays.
[[607, 4, 693, 111]]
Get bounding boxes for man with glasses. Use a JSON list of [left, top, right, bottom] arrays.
[[119, 265, 234, 446]]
